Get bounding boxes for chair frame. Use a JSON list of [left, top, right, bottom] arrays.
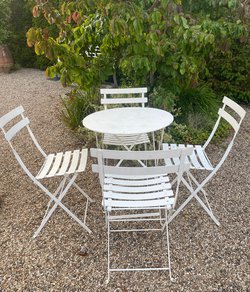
[[100, 87, 148, 110], [163, 96, 246, 226], [0, 106, 93, 238], [99, 87, 151, 152], [91, 147, 193, 283]]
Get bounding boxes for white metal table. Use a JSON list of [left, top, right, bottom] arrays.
[[82, 107, 174, 149]]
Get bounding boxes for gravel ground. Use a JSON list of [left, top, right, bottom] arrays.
[[0, 68, 249, 291]]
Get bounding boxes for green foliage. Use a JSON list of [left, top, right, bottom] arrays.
[[207, 40, 250, 104], [26, 0, 248, 92], [7, 0, 34, 66], [61, 89, 99, 130], [0, 0, 11, 44], [5, 0, 53, 68], [169, 117, 230, 145], [149, 85, 177, 111], [26, 0, 249, 144], [176, 85, 219, 122]]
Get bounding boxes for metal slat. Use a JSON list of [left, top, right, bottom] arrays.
[[66, 150, 80, 174], [100, 87, 147, 94], [92, 164, 180, 176], [219, 108, 240, 133], [0, 106, 24, 128], [182, 145, 203, 169], [104, 182, 172, 193], [77, 149, 88, 172], [104, 175, 169, 186], [162, 143, 173, 166], [105, 173, 168, 179], [36, 154, 55, 179], [169, 144, 180, 165], [5, 117, 29, 141], [103, 133, 150, 146], [56, 151, 72, 176], [46, 152, 64, 177], [91, 148, 184, 161], [104, 189, 174, 200], [195, 146, 213, 170], [109, 212, 160, 220], [105, 197, 171, 208], [223, 96, 246, 119], [101, 97, 148, 105]]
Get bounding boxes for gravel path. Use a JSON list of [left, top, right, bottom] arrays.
[[0, 69, 249, 291]]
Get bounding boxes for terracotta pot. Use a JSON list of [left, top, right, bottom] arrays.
[[0, 45, 13, 73]]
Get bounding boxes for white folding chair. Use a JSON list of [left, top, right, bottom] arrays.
[[91, 147, 193, 283], [0, 106, 93, 238], [163, 96, 246, 226], [100, 87, 150, 150]]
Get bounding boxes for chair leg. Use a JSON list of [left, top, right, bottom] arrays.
[[34, 174, 91, 238], [187, 172, 210, 202], [185, 173, 220, 226], [168, 176, 220, 226], [106, 212, 111, 284], [164, 209, 172, 281], [42, 177, 66, 219]]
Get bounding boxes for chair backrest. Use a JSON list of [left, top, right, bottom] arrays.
[[100, 87, 148, 110], [0, 106, 46, 180], [91, 147, 193, 199], [203, 96, 246, 149]]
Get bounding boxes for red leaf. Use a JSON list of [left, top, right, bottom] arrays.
[[72, 11, 80, 23]]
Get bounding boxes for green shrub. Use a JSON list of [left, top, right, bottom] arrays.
[[6, 0, 55, 68], [208, 41, 250, 104], [25, 0, 248, 145], [168, 119, 230, 145], [149, 85, 177, 112], [176, 85, 219, 122], [61, 89, 100, 130], [0, 0, 11, 44]]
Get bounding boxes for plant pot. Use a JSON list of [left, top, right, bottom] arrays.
[[0, 45, 13, 73]]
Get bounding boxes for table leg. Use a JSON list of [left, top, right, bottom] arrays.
[[159, 128, 164, 150]]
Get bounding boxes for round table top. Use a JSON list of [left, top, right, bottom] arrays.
[[82, 107, 174, 135]]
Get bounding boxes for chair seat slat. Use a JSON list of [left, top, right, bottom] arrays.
[[163, 143, 207, 170], [77, 149, 88, 172], [56, 151, 72, 176], [169, 144, 180, 165], [104, 182, 172, 193], [66, 150, 80, 174], [104, 175, 169, 186], [36, 154, 55, 179], [109, 212, 160, 220], [162, 144, 173, 166], [104, 189, 174, 200], [104, 197, 173, 208], [185, 145, 203, 169], [46, 152, 64, 177], [104, 173, 169, 180], [195, 146, 213, 170], [103, 133, 149, 145]]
